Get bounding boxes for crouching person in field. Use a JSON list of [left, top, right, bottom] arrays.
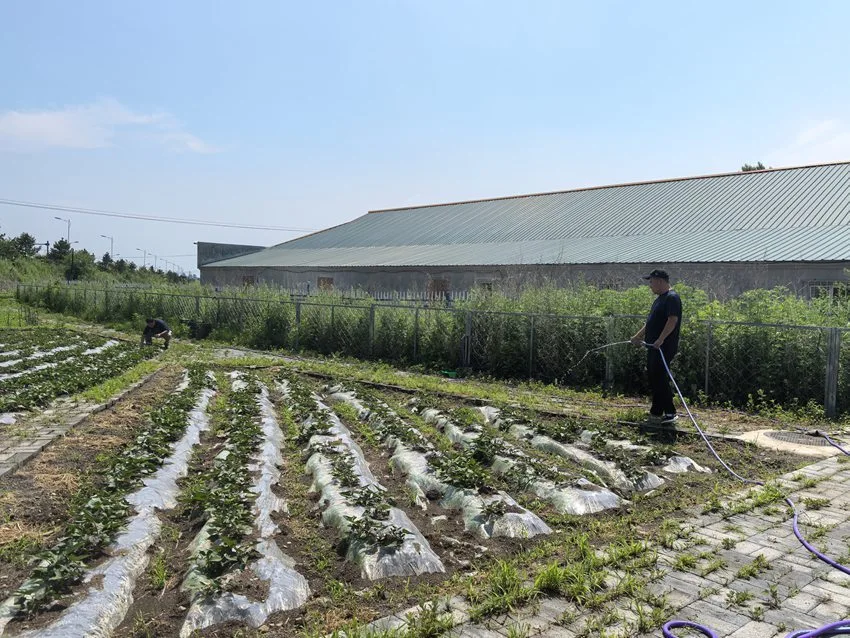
[[141, 317, 172, 349]]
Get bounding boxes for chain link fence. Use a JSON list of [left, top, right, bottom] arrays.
[[16, 283, 850, 416]]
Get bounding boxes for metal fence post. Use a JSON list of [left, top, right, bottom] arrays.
[[464, 311, 472, 368], [825, 327, 840, 418], [368, 304, 376, 356], [195, 295, 200, 318], [414, 307, 420, 362], [295, 301, 301, 350], [704, 321, 713, 397], [528, 314, 535, 379], [604, 317, 615, 388], [216, 297, 221, 326]]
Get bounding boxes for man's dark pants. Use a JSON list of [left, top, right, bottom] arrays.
[[647, 347, 676, 416]]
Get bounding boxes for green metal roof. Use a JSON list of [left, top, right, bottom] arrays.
[[206, 162, 850, 268]]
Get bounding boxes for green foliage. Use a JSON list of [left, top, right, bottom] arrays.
[[183, 376, 262, 594], [0, 329, 158, 412], [19, 277, 850, 413], [469, 560, 537, 621], [431, 453, 489, 490]]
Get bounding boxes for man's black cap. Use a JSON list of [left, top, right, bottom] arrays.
[[642, 269, 669, 281]]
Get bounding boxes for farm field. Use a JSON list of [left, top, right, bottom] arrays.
[[0, 328, 818, 637], [0, 328, 159, 417]]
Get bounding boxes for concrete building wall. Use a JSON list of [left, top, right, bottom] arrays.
[[200, 261, 850, 298]]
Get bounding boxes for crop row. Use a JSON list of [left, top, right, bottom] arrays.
[[328, 384, 554, 540], [280, 370, 445, 580], [0, 368, 214, 633], [179, 373, 310, 636]]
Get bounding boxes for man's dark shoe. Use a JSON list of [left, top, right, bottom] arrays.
[[660, 413, 679, 424]]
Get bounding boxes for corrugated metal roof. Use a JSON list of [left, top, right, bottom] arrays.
[[206, 162, 850, 268]]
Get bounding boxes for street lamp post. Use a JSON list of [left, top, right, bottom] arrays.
[[54, 216, 71, 242], [135, 248, 147, 268], [100, 234, 114, 257]]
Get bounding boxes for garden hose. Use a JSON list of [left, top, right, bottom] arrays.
[[570, 341, 850, 636], [564, 340, 632, 377]]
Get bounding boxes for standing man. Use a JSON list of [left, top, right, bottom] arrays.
[[630, 269, 682, 423], [142, 317, 172, 349]]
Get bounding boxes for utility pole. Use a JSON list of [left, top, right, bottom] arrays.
[[135, 247, 147, 267]]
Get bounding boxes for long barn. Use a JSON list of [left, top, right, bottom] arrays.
[[198, 162, 850, 298]]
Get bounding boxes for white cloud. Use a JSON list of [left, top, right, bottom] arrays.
[[767, 118, 850, 167], [0, 98, 218, 153]]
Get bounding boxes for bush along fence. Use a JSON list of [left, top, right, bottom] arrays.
[[16, 283, 850, 417]]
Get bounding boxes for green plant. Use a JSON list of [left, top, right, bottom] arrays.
[[727, 590, 754, 606], [148, 550, 169, 591], [469, 560, 537, 621], [736, 554, 770, 580], [802, 497, 831, 510]]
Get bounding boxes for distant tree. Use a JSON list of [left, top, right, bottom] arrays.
[[128, 261, 137, 272], [0, 234, 12, 260], [0, 232, 41, 260], [99, 252, 114, 270], [12, 233, 39, 258], [741, 162, 766, 172], [64, 249, 95, 281], [114, 258, 128, 273], [48, 238, 72, 262]]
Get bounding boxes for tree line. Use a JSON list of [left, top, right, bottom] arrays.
[[0, 231, 193, 283]]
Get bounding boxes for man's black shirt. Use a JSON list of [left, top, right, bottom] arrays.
[[645, 290, 682, 355], [143, 318, 169, 337]]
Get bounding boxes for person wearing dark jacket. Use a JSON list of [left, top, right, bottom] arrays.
[[142, 318, 172, 349], [630, 269, 682, 423]]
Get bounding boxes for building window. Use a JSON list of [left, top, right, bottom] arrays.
[[318, 277, 334, 291], [808, 281, 848, 300]]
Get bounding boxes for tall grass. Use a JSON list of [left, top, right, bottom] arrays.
[[16, 281, 850, 413]]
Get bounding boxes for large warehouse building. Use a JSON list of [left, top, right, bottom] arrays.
[[198, 162, 850, 298]]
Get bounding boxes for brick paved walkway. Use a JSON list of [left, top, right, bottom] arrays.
[[355, 455, 850, 638]]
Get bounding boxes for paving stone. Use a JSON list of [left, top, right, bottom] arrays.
[[784, 590, 823, 613], [449, 626, 505, 638], [727, 620, 781, 637]]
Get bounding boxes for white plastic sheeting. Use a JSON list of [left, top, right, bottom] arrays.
[[662, 456, 711, 474], [421, 406, 622, 516], [0, 345, 81, 369], [329, 390, 551, 539], [179, 381, 310, 637], [80, 340, 119, 356], [0, 375, 215, 638], [296, 391, 444, 580], [0, 340, 121, 383], [0, 362, 60, 382], [479, 407, 665, 493]]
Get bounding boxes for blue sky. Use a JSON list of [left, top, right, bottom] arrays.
[[1, 1, 849, 273]]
